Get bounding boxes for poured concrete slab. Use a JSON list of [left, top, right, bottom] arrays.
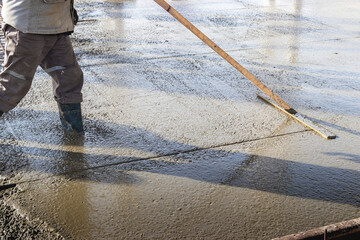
[[0, 0, 359, 239]]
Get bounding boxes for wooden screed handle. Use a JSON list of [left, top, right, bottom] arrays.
[[154, 0, 297, 114]]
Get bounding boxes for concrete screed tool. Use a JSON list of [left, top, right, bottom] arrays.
[[154, 0, 336, 140]]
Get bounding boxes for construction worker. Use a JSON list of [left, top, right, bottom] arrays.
[[0, 0, 84, 133]]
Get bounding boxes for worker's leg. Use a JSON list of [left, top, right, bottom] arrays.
[[40, 34, 84, 133], [0, 25, 44, 114]]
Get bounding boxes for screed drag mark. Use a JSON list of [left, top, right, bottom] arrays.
[[7, 130, 309, 186], [0, 183, 16, 191], [257, 95, 337, 140]]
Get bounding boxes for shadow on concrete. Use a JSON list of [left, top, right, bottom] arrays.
[[0, 108, 359, 207], [307, 117, 360, 137], [324, 152, 360, 164]]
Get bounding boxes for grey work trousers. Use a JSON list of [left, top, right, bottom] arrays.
[[0, 24, 83, 113]]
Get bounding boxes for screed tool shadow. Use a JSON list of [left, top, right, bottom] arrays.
[[324, 152, 360, 164]]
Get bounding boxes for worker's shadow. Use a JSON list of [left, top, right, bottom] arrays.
[[0, 108, 359, 207]]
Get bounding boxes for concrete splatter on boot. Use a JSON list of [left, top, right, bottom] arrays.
[[57, 103, 84, 133]]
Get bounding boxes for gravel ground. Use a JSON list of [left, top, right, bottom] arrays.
[[0, 187, 63, 240]]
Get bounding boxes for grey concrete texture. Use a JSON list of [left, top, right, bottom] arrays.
[[0, 0, 359, 239]]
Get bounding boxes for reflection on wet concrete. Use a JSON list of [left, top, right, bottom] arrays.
[[289, 0, 302, 64], [1, 108, 359, 238], [2, 128, 359, 207], [1, 0, 360, 239], [3, 128, 359, 238], [53, 135, 92, 237]]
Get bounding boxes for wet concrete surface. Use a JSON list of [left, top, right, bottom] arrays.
[[1, 0, 360, 239]]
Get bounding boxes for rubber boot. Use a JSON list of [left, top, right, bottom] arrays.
[[58, 103, 84, 133], [0, 111, 3, 118]]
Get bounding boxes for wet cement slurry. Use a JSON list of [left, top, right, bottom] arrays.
[[1, 0, 360, 239]]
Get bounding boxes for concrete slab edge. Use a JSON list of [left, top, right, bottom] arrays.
[[273, 217, 360, 240]]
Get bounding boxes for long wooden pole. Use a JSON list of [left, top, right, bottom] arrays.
[[154, 0, 297, 114]]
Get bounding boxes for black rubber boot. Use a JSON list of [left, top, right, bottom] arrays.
[[57, 103, 84, 133], [0, 111, 3, 118]]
